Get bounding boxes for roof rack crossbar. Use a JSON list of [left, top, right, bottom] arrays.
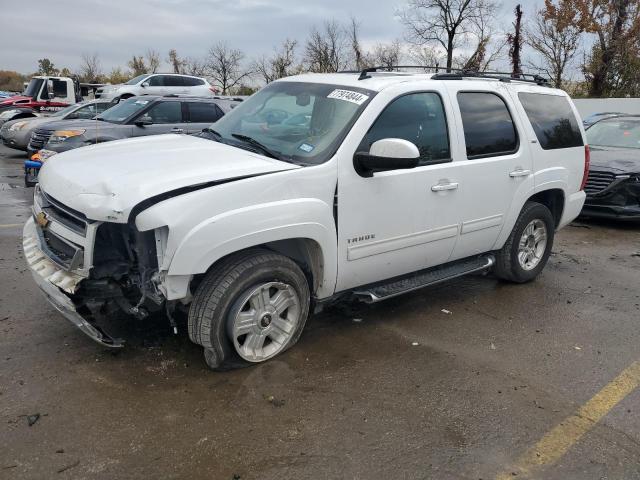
[[342, 65, 550, 86]]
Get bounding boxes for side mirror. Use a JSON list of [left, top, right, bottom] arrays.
[[354, 138, 420, 177], [134, 118, 153, 127], [141, 81, 149, 88], [46, 80, 55, 99]]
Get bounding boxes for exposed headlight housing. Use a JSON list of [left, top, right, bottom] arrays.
[[9, 120, 29, 131], [50, 129, 86, 142]]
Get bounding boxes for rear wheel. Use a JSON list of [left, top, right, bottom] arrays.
[[494, 201, 555, 283], [188, 249, 310, 371]]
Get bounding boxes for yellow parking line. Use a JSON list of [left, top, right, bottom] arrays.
[[0, 223, 23, 228], [496, 361, 640, 480]]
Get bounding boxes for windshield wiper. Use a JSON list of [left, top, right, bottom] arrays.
[[231, 133, 283, 160]]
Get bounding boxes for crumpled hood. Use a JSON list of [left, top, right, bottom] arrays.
[[38, 134, 299, 222], [590, 147, 640, 173]]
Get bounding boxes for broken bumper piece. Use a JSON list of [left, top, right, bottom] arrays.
[[23, 217, 124, 348]]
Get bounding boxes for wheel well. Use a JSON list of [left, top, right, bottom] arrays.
[[189, 238, 324, 296], [527, 189, 564, 227]]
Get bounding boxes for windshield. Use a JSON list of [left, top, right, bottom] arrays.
[[24, 78, 44, 98], [124, 74, 151, 85], [206, 81, 375, 164], [587, 118, 640, 149], [52, 104, 79, 117], [96, 98, 151, 123]]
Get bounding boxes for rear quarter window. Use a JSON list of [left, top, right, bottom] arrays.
[[518, 93, 583, 149]]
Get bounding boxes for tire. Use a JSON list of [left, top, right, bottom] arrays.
[[188, 249, 310, 371], [493, 201, 555, 283]]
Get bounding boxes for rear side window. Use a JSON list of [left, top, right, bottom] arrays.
[[165, 76, 185, 87], [518, 93, 583, 149], [184, 77, 205, 87], [188, 102, 223, 123], [457, 92, 518, 158], [359, 92, 451, 165]]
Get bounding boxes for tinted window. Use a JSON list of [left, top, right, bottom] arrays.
[[99, 98, 152, 123], [165, 76, 185, 87], [148, 75, 164, 87], [518, 93, 583, 149], [188, 102, 222, 123], [458, 92, 518, 158], [359, 92, 450, 165], [125, 74, 151, 85], [69, 103, 99, 119], [184, 77, 204, 87], [141, 101, 183, 124]]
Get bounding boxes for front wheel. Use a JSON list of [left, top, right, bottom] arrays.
[[493, 201, 555, 283], [188, 249, 310, 371]]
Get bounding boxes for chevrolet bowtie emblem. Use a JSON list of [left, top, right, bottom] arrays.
[[36, 211, 50, 228]]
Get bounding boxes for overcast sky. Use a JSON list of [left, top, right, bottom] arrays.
[[1, 0, 533, 75]]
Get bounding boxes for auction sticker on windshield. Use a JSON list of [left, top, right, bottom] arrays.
[[327, 89, 369, 105]]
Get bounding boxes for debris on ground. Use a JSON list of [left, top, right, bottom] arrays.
[[490, 343, 497, 350], [57, 460, 79, 474], [632, 252, 640, 257], [263, 394, 285, 408], [411, 342, 420, 346], [352, 318, 363, 323], [441, 309, 452, 314], [574, 346, 582, 350], [26, 414, 40, 426]]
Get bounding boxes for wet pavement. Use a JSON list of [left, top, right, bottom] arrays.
[[1, 143, 640, 480]]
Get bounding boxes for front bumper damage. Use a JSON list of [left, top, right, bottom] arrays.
[[23, 216, 124, 347]]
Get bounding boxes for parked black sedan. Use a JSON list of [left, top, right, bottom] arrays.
[[582, 115, 640, 221]]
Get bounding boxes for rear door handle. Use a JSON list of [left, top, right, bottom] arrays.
[[171, 128, 184, 134], [431, 182, 459, 192], [509, 169, 531, 178]]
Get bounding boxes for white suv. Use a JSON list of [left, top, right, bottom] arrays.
[[95, 73, 215, 101], [24, 69, 588, 370]]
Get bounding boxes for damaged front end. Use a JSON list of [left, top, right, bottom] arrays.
[[24, 185, 169, 347], [582, 170, 640, 220]]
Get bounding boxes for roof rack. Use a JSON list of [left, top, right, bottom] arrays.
[[350, 65, 550, 86]]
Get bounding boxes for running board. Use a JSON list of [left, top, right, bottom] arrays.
[[353, 255, 495, 303]]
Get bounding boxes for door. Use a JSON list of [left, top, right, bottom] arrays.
[[144, 75, 167, 96], [336, 89, 463, 292], [164, 75, 189, 95], [185, 102, 224, 134], [130, 100, 187, 137], [443, 85, 534, 260]]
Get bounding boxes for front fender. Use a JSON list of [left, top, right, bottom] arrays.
[[137, 198, 337, 298]]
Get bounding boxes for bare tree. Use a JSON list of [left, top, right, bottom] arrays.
[[254, 39, 299, 84], [79, 53, 102, 82], [168, 49, 186, 74], [128, 56, 148, 76], [373, 41, 403, 69], [526, 1, 582, 88], [183, 57, 207, 77], [304, 20, 349, 72], [409, 45, 445, 69], [146, 49, 161, 73], [399, 0, 497, 72], [347, 16, 372, 70], [507, 4, 524, 77], [206, 41, 251, 94]]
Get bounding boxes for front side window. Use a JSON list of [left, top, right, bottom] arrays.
[[586, 118, 640, 149], [139, 101, 183, 124], [358, 92, 450, 165], [148, 75, 165, 87], [458, 92, 518, 158], [518, 93, 583, 149], [207, 81, 374, 165], [70, 103, 99, 119]]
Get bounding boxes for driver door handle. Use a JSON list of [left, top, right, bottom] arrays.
[[509, 169, 531, 178], [171, 127, 184, 133], [431, 182, 459, 192]]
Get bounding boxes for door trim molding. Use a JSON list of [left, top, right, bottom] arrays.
[[460, 214, 503, 235], [347, 224, 459, 261]]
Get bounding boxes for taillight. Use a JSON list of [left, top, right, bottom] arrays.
[[209, 87, 217, 94], [580, 145, 590, 191]]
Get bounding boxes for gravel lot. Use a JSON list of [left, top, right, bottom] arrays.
[[1, 143, 640, 480]]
